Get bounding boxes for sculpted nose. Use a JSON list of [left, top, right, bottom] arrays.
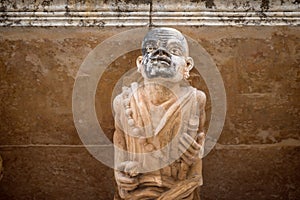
[[159, 49, 163, 56], [153, 48, 170, 57]]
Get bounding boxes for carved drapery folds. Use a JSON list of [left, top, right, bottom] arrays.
[[113, 27, 206, 200]]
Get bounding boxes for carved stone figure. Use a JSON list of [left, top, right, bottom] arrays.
[[113, 27, 206, 200]]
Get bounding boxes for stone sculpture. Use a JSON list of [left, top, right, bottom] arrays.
[[113, 27, 206, 200]]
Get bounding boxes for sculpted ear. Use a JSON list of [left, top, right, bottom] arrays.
[[185, 57, 194, 71], [136, 56, 143, 73]]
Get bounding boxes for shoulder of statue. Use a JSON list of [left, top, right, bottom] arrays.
[[195, 89, 206, 107], [113, 93, 123, 114], [113, 85, 135, 114]]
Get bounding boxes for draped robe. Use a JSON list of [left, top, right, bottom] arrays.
[[113, 82, 203, 200]]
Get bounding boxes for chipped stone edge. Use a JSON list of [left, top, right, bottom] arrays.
[[0, 10, 300, 27]]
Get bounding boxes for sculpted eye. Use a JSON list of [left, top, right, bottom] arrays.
[[170, 48, 182, 56], [146, 46, 156, 53]]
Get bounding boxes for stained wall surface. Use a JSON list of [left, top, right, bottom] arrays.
[[0, 26, 299, 199]]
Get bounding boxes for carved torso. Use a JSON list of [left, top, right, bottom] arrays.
[[113, 82, 203, 200]]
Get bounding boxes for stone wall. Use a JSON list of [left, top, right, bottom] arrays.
[[0, 1, 299, 200]]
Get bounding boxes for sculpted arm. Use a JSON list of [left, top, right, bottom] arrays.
[[180, 91, 206, 166], [197, 90, 206, 134], [113, 94, 127, 156], [113, 95, 139, 197], [167, 90, 206, 200], [187, 90, 206, 179], [180, 90, 206, 167]]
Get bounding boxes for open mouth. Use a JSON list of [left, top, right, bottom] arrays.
[[150, 56, 171, 66]]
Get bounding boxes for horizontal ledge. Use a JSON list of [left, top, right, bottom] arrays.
[[0, 139, 299, 149], [0, 0, 298, 12], [215, 139, 300, 150], [1, 11, 299, 26], [1, 11, 150, 17], [0, 144, 112, 148], [1, 11, 299, 18], [3, 17, 299, 21], [1, 22, 298, 27]]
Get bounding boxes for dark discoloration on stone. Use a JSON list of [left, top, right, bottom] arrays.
[[0, 0, 9, 11], [123, 0, 152, 4], [41, 0, 54, 12], [203, 0, 216, 9], [41, 0, 54, 7], [190, 0, 216, 9], [75, 0, 87, 4], [104, 0, 151, 5], [261, 0, 270, 11]]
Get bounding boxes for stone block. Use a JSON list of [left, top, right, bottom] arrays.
[[0, 146, 115, 200], [0, 27, 299, 146], [202, 145, 300, 200], [0, 145, 299, 199]]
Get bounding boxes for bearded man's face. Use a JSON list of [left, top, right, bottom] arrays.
[[138, 28, 192, 83]]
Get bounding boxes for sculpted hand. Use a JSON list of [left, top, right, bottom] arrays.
[[115, 161, 140, 192], [179, 132, 205, 166]]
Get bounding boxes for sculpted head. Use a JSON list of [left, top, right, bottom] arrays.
[[136, 28, 194, 82]]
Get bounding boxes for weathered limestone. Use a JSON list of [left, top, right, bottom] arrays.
[[113, 28, 206, 199], [0, 0, 299, 26], [0, 26, 299, 199]]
